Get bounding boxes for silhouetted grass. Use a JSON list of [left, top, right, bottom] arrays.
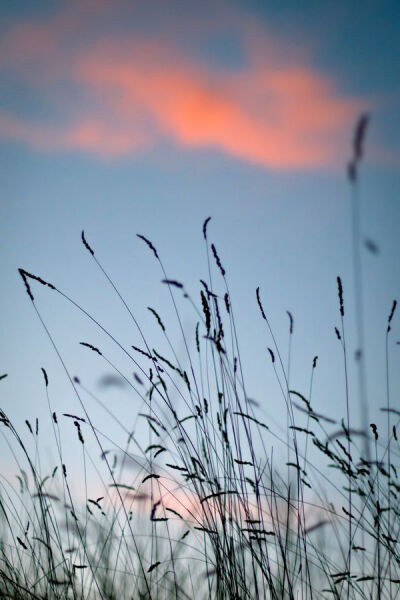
[[1, 115, 399, 599]]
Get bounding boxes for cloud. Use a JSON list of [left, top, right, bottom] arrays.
[[0, 111, 149, 156], [76, 43, 364, 168], [0, 3, 367, 169]]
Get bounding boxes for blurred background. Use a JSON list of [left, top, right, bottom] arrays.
[[1, 0, 399, 497]]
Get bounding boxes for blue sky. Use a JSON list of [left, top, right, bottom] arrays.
[[0, 0, 399, 499]]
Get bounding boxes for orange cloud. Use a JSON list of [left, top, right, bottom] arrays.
[[0, 111, 148, 156], [74, 42, 364, 168], [0, 5, 367, 169]]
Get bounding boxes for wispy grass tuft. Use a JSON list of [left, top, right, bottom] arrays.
[[2, 116, 399, 600]]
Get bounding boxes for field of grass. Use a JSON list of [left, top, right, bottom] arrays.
[[1, 116, 399, 599]]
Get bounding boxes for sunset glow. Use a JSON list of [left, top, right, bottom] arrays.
[[0, 2, 369, 168]]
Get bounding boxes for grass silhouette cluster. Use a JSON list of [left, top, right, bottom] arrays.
[[1, 116, 399, 599]]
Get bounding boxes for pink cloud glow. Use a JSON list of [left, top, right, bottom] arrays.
[[0, 111, 148, 155], [0, 5, 367, 169]]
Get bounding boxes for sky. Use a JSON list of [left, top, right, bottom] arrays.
[[1, 0, 399, 502]]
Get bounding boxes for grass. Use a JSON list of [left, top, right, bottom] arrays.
[[1, 115, 400, 599]]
